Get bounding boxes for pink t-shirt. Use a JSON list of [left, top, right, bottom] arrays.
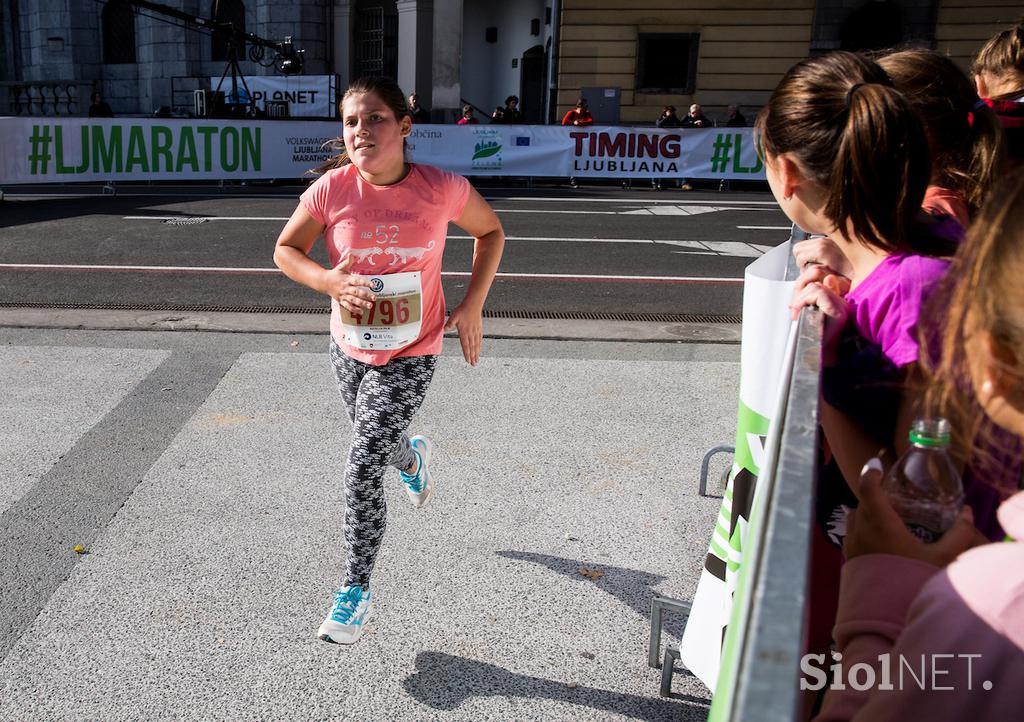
[[300, 163, 471, 365], [845, 254, 950, 368], [922, 185, 969, 229]]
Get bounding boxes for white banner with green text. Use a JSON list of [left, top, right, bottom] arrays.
[[0, 117, 765, 184]]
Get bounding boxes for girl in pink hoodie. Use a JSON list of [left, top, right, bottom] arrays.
[[814, 170, 1024, 720]]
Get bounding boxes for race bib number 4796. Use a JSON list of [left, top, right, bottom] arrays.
[[339, 271, 423, 351]]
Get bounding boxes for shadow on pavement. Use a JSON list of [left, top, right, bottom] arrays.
[[496, 550, 690, 640], [403, 651, 710, 722]]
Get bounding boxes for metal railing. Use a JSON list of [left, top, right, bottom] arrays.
[[651, 231, 822, 720], [724, 305, 821, 720]]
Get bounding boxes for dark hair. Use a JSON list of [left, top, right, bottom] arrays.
[[576, 98, 587, 107], [505, 95, 519, 105], [91, 91, 101, 103], [973, 18, 1024, 100], [313, 77, 409, 174], [922, 169, 1024, 495], [756, 51, 930, 254], [879, 49, 1006, 219], [462, 104, 473, 115]]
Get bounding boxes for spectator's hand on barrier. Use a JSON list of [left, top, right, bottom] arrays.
[[789, 269, 850, 364], [792, 236, 853, 279], [444, 302, 483, 366], [323, 255, 376, 314], [844, 458, 983, 568]]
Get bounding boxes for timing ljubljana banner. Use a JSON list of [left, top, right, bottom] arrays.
[[0, 117, 765, 184]]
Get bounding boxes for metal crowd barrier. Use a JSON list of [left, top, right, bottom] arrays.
[[722, 304, 821, 720], [651, 230, 822, 720]]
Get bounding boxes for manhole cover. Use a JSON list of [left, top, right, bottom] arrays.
[[162, 217, 209, 225]]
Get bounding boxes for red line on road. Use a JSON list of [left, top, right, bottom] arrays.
[[0, 263, 744, 286]]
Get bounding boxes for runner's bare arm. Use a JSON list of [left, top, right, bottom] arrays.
[[445, 187, 506, 366], [273, 205, 375, 312]]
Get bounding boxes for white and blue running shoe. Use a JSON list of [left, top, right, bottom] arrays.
[[400, 435, 433, 508], [317, 585, 373, 644]]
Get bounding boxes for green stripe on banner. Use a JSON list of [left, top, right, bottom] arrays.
[[732, 399, 770, 477]]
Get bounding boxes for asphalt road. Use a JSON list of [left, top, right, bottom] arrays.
[[0, 182, 788, 317]]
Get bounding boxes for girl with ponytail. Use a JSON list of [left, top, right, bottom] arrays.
[[879, 49, 1006, 225], [974, 18, 1024, 166], [761, 51, 942, 495]]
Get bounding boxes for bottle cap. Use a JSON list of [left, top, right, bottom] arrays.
[[909, 417, 951, 447]]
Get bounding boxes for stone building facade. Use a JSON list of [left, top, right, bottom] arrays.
[[0, 0, 556, 122], [1, 0, 1017, 123]]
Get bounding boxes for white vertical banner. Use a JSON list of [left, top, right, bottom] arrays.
[[679, 242, 795, 690]]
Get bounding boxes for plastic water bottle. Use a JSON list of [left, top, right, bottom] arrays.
[[881, 418, 964, 543]]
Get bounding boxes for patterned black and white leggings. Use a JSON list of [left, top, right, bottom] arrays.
[[329, 340, 437, 589]]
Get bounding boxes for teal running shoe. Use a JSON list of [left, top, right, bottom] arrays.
[[317, 585, 372, 644], [400, 435, 433, 508]]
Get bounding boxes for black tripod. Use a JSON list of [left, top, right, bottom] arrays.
[[210, 37, 253, 119]]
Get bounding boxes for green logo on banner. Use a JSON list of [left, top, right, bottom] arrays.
[[26, 124, 262, 175], [709, 133, 764, 175]]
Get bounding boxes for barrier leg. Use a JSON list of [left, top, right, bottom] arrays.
[[102, 182, 116, 196], [660, 646, 681, 697], [699, 445, 734, 497], [648, 595, 691, 669]]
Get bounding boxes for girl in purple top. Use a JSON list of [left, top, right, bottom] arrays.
[[759, 51, 946, 495], [813, 168, 1024, 722], [758, 51, 953, 658]]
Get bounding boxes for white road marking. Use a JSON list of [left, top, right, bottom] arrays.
[[0, 262, 743, 284], [487, 196, 780, 205], [123, 215, 289, 221], [736, 225, 791, 230]]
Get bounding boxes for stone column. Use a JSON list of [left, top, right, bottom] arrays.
[[431, 0, 462, 122], [396, 0, 434, 106], [333, 0, 354, 86]]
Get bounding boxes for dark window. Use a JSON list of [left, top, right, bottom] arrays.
[[102, 0, 136, 64], [636, 33, 699, 94], [355, 4, 398, 80], [212, 0, 246, 62]]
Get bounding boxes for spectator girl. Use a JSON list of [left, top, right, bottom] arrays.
[[457, 104, 479, 125], [973, 18, 1024, 166], [561, 98, 593, 126], [273, 76, 504, 645], [800, 49, 1008, 280], [813, 169, 1024, 722], [879, 49, 1005, 227], [764, 48, 962, 672]]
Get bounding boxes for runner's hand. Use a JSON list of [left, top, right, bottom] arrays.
[[445, 302, 483, 366], [322, 255, 375, 313]]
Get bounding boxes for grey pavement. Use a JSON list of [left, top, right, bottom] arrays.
[[0, 325, 739, 721]]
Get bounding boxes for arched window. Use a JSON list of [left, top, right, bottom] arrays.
[[211, 0, 246, 62], [102, 0, 136, 64]]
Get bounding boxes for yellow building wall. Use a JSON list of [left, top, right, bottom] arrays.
[[934, 0, 1022, 76], [557, 0, 815, 124]]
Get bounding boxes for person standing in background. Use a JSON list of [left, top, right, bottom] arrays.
[[408, 92, 430, 124], [88, 91, 113, 118], [501, 95, 523, 124], [726, 104, 747, 127], [681, 103, 711, 128], [561, 98, 594, 126]]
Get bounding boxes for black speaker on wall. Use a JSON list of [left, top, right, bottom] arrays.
[[530, 18, 540, 36], [485, 26, 497, 43]]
